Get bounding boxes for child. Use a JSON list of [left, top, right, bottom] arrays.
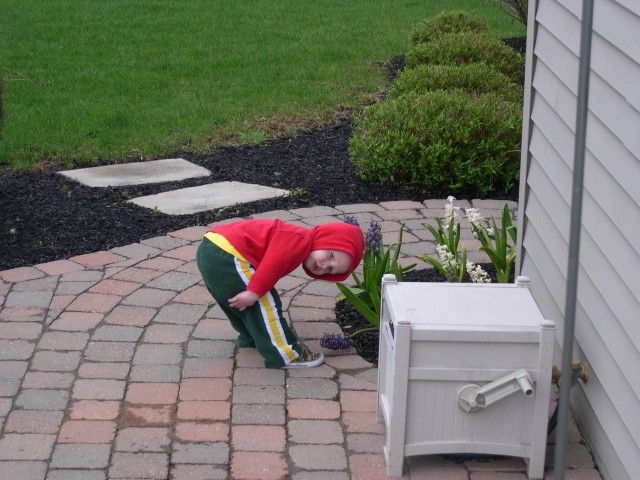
[[196, 218, 364, 369]]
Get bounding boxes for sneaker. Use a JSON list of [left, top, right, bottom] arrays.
[[282, 346, 324, 369]]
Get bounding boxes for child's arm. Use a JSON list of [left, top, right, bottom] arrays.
[[228, 290, 260, 311]]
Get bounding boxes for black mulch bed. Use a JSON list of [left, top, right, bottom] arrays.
[[0, 117, 518, 271]]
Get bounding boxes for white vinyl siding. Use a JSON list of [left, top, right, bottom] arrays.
[[517, 1, 640, 479]]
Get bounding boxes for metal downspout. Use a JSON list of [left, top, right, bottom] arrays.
[[554, 1, 594, 479]]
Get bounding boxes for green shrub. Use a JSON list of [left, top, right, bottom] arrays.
[[410, 11, 490, 45], [0, 76, 3, 138], [348, 90, 522, 197], [405, 31, 524, 84], [389, 63, 523, 103]]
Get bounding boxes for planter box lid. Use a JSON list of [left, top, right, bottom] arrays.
[[383, 282, 548, 330]]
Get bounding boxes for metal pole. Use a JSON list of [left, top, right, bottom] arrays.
[[554, 0, 594, 479]]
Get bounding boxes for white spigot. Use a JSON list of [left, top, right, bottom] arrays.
[[458, 369, 534, 413]]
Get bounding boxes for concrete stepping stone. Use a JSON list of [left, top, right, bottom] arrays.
[[129, 181, 289, 215], [58, 158, 211, 187]]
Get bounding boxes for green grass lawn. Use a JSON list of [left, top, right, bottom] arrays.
[[0, 0, 524, 170]]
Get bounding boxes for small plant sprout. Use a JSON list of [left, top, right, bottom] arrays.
[[121, 190, 131, 200], [152, 206, 160, 214], [213, 207, 228, 219], [289, 187, 307, 197], [204, 299, 214, 307], [9, 227, 17, 235], [60, 184, 72, 198]]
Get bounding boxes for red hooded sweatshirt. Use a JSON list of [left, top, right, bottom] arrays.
[[209, 219, 364, 297]]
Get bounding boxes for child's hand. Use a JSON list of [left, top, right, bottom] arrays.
[[228, 291, 260, 311]]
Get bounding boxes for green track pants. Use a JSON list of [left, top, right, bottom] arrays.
[[196, 237, 302, 368]]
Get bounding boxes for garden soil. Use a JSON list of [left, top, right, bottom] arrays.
[[1, 116, 520, 271]]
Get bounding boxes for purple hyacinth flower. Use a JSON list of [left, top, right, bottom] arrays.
[[344, 215, 360, 227], [365, 221, 382, 254], [320, 333, 355, 350]]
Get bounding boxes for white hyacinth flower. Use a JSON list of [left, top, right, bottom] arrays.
[[435, 244, 460, 276], [465, 207, 484, 229], [435, 244, 449, 262], [444, 196, 461, 230], [466, 261, 491, 283]]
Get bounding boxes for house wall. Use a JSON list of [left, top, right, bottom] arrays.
[[516, 1, 640, 479]]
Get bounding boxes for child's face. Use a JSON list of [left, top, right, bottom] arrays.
[[305, 249, 352, 276]]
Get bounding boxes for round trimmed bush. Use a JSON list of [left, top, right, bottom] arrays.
[[389, 63, 523, 103], [348, 90, 522, 197], [405, 31, 525, 84], [410, 11, 490, 45]]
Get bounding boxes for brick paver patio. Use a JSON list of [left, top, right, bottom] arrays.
[[0, 200, 601, 479]]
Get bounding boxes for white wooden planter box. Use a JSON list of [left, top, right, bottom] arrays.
[[377, 275, 555, 479]]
